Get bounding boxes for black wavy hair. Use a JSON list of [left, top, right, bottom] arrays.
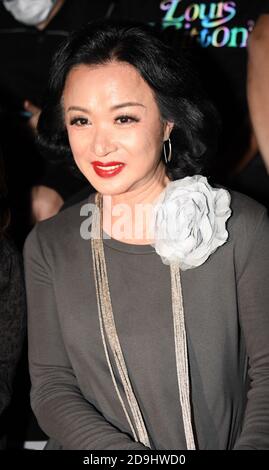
[[37, 20, 221, 181]]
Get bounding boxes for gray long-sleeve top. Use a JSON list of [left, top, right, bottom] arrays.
[[23, 190, 269, 450]]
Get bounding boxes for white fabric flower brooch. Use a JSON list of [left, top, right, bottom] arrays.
[[151, 175, 232, 270]]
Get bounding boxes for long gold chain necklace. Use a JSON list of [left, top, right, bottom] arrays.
[[91, 192, 195, 449]]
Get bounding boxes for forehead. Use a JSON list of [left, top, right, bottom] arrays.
[[63, 61, 156, 106]]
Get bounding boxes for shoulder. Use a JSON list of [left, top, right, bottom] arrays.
[[227, 189, 268, 239], [224, 190, 269, 276], [23, 193, 96, 266], [25, 193, 96, 247]]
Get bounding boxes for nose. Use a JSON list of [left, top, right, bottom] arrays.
[[91, 127, 117, 157]]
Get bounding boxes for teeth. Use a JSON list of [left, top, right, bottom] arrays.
[[96, 164, 123, 170]]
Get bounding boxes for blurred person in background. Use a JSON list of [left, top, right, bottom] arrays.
[[0, 144, 26, 449], [247, 14, 269, 173], [228, 13, 269, 209]]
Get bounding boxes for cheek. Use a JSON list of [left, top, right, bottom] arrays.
[[67, 129, 89, 160], [124, 122, 162, 158], [139, 120, 163, 160], [119, 130, 141, 154]]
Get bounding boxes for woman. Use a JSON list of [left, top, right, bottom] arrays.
[[0, 146, 26, 449], [24, 22, 269, 450]]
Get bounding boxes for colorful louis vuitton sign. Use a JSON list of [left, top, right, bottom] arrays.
[[160, 1, 255, 47]]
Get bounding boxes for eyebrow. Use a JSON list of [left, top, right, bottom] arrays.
[[67, 102, 146, 113], [111, 102, 146, 110], [67, 106, 90, 113]]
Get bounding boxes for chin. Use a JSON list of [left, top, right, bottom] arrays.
[[99, 185, 130, 197], [88, 179, 133, 197]]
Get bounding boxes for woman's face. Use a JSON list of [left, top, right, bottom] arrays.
[[63, 61, 173, 196]]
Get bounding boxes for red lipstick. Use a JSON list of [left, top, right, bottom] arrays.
[[91, 161, 125, 178]]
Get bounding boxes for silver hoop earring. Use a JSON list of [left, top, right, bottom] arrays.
[[163, 138, 172, 164]]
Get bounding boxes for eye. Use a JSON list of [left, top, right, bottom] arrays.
[[70, 117, 90, 127], [115, 115, 139, 125]]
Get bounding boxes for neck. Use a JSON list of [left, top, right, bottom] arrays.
[[102, 164, 170, 244], [36, 0, 65, 30]]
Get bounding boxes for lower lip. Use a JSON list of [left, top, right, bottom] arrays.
[[92, 164, 125, 178]]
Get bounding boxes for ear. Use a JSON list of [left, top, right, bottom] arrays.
[[163, 121, 174, 141]]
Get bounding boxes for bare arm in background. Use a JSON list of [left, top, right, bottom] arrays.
[[247, 14, 269, 173]]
